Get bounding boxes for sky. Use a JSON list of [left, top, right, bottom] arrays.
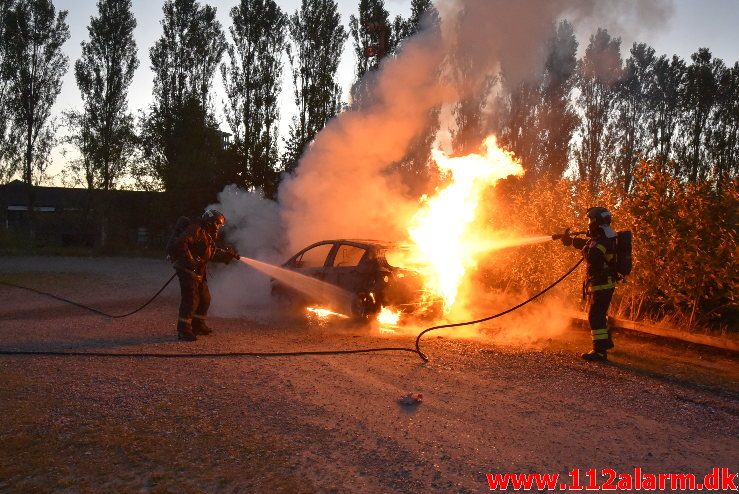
[[39, 0, 739, 185]]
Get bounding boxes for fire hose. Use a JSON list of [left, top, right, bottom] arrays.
[[0, 274, 177, 319], [0, 258, 583, 362]]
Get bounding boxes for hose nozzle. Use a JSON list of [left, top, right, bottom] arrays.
[[552, 228, 587, 240], [552, 227, 571, 241]]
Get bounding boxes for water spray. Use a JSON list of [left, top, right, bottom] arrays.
[[237, 256, 353, 312]]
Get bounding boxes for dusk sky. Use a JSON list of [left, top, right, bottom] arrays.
[[44, 0, 739, 183]]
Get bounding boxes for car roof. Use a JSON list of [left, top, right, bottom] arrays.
[[334, 239, 395, 248]]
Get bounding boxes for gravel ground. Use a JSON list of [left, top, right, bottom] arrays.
[[1, 256, 737, 493]]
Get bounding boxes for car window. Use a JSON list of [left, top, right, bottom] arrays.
[[332, 244, 367, 267], [296, 243, 333, 268]]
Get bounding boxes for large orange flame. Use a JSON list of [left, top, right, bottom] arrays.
[[404, 135, 524, 311]]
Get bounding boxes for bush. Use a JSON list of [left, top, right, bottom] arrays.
[[480, 159, 737, 332]]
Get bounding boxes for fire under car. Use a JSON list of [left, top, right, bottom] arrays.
[[271, 239, 442, 320]]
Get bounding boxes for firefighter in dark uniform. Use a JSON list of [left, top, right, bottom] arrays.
[[560, 207, 617, 361], [170, 209, 238, 341]]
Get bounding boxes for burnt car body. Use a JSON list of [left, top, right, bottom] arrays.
[[271, 239, 439, 319]]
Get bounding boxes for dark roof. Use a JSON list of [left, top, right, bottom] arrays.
[[0, 180, 162, 209]]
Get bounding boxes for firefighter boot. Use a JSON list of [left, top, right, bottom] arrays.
[[192, 315, 212, 335], [581, 350, 608, 362], [177, 319, 197, 342]]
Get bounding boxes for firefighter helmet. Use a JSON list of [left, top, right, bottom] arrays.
[[202, 209, 226, 230], [586, 207, 615, 238]]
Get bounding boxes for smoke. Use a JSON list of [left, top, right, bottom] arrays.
[[278, 22, 449, 252], [563, 0, 675, 51], [278, 0, 673, 253], [207, 185, 284, 316], [208, 0, 673, 326]]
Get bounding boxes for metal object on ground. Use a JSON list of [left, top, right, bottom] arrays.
[[398, 392, 423, 406]]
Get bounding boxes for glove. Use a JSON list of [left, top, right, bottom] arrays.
[[218, 246, 240, 264], [560, 228, 573, 247]]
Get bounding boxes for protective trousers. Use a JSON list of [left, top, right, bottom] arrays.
[[177, 271, 211, 330], [588, 287, 614, 352]]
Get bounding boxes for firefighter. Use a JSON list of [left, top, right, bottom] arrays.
[[560, 207, 617, 361], [170, 209, 238, 341]]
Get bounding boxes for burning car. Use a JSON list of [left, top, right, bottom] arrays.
[[271, 239, 441, 320]]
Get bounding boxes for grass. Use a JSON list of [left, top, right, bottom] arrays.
[[0, 231, 164, 258]]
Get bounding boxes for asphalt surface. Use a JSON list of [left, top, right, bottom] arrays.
[[1, 256, 737, 493]]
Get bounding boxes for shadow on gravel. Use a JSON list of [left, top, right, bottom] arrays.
[[605, 357, 739, 400], [4, 334, 176, 352], [0, 298, 173, 321]]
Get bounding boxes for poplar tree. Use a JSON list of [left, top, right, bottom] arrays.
[[538, 20, 578, 180], [349, 0, 391, 107], [451, 5, 496, 154], [677, 48, 724, 182], [0, 0, 13, 180], [390, 0, 440, 192], [2, 0, 69, 189], [221, 0, 287, 198], [141, 0, 227, 211], [708, 62, 739, 188], [70, 0, 138, 192], [648, 54, 685, 159], [611, 43, 656, 193], [283, 0, 347, 173], [574, 28, 622, 192]]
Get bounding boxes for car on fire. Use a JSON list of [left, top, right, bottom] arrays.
[[271, 239, 441, 320]]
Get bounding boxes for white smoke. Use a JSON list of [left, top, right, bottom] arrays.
[[207, 185, 283, 316]]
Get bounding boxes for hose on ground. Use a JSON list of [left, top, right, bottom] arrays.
[[0, 273, 177, 319], [414, 258, 584, 361], [0, 259, 583, 362]]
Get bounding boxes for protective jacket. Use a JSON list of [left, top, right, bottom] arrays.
[[572, 234, 617, 292], [171, 221, 233, 277]]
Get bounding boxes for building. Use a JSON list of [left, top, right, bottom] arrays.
[[0, 180, 168, 250]]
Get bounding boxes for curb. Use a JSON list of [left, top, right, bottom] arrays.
[[570, 312, 739, 353]]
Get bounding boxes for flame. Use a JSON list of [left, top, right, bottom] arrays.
[[306, 306, 349, 319], [377, 306, 401, 326], [404, 135, 524, 311]]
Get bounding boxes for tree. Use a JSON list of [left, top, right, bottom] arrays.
[[574, 28, 622, 192], [647, 54, 685, 160], [2, 0, 69, 191], [143, 0, 227, 212], [677, 48, 724, 182], [388, 0, 440, 193], [221, 0, 287, 198], [70, 0, 138, 192], [450, 5, 496, 154], [611, 43, 656, 193], [147, 96, 236, 212], [283, 0, 347, 172], [498, 79, 541, 179], [349, 0, 391, 106], [708, 62, 739, 188], [148, 0, 225, 122], [404, 0, 435, 39], [538, 20, 578, 180], [0, 0, 14, 181]]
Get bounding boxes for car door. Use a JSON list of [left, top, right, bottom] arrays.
[[326, 243, 370, 293], [287, 242, 336, 282]]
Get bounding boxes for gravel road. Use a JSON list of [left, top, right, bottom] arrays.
[[1, 256, 737, 493]]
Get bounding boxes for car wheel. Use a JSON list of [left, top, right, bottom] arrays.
[[271, 284, 296, 307], [350, 291, 380, 320]]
